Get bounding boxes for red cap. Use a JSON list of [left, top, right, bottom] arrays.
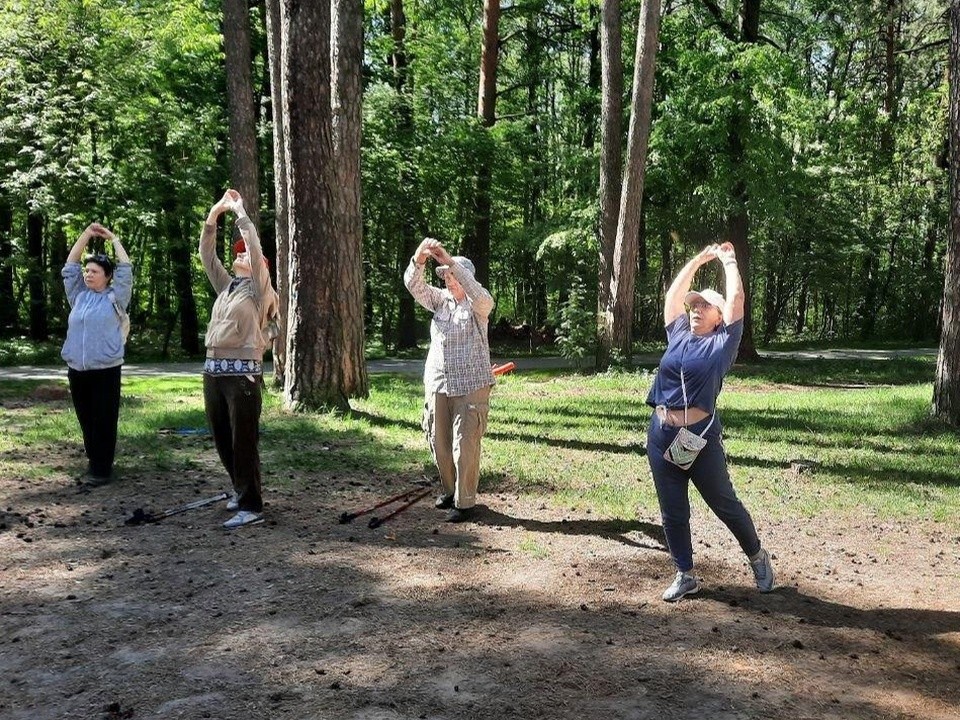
[[233, 240, 270, 269]]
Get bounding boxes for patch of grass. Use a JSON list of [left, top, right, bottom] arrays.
[[1, 353, 957, 530], [517, 534, 551, 559]]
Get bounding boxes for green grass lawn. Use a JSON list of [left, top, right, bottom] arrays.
[[2, 355, 958, 529]]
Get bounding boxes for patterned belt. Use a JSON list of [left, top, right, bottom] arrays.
[[203, 358, 263, 376]]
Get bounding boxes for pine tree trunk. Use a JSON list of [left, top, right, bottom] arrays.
[[265, 0, 289, 387], [0, 198, 15, 334], [933, 0, 960, 426], [391, 0, 419, 351], [331, 0, 369, 398], [27, 210, 47, 341], [464, 0, 500, 287], [604, 0, 661, 365], [596, 0, 622, 367], [725, 0, 761, 361], [280, 0, 367, 411], [223, 0, 261, 230]]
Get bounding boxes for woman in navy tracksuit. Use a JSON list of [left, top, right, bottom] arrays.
[[646, 242, 775, 602]]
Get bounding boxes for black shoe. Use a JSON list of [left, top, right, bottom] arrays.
[[435, 494, 454, 509], [85, 474, 113, 487], [445, 507, 473, 523]]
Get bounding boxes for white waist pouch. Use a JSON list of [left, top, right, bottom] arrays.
[[664, 425, 710, 469], [660, 367, 714, 470]]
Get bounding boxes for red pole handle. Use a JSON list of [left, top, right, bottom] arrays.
[[492, 361, 516, 376]]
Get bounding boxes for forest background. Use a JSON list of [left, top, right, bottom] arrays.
[[0, 0, 951, 380]]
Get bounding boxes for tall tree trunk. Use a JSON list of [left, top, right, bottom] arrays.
[[597, 0, 622, 361], [155, 133, 199, 354], [391, 0, 419, 351], [223, 0, 261, 230], [602, 0, 662, 366], [726, 0, 760, 360], [934, 0, 960, 426], [464, 0, 500, 288], [265, 0, 289, 387], [581, 3, 601, 151], [0, 198, 15, 334], [280, 0, 367, 411], [48, 225, 67, 331], [27, 210, 47, 340], [331, 0, 369, 398]]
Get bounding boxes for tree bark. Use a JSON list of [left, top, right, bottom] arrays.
[[391, 0, 420, 351], [0, 198, 15, 334], [601, 0, 662, 366], [581, 3, 601, 150], [156, 133, 199, 354], [725, 0, 760, 360], [223, 0, 261, 230], [597, 0, 622, 361], [464, 0, 500, 288], [280, 0, 367, 411], [331, 0, 369, 398], [934, 0, 960, 425], [27, 210, 47, 340], [265, 0, 289, 387]]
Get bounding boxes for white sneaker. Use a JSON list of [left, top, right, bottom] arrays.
[[662, 571, 700, 602], [223, 511, 263, 529], [226, 493, 239, 511], [750, 548, 775, 592]]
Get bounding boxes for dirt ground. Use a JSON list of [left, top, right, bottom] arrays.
[[2, 412, 960, 720]]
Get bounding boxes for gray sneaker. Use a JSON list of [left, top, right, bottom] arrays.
[[750, 548, 775, 592], [226, 493, 239, 512], [662, 571, 700, 602], [223, 511, 263, 529]]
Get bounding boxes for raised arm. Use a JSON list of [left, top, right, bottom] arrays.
[[99, 225, 130, 265], [714, 242, 744, 325], [403, 237, 445, 312], [664, 244, 718, 326], [230, 191, 266, 304], [66, 224, 99, 263], [200, 191, 234, 293]]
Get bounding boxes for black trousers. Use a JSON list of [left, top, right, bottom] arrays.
[[67, 365, 122, 479], [203, 374, 263, 512]]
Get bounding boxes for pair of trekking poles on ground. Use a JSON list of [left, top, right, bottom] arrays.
[[338, 361, 516, 529], [126, 362, 517, 528]]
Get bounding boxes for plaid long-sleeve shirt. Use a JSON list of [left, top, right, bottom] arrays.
[[403, 258, 496, 397]]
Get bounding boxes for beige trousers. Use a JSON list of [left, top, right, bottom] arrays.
[[423, 386, 491, 509]]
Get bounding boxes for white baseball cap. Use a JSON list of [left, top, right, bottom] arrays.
[[684, 288, 726, 311]]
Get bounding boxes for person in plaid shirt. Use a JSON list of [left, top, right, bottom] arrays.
[[404, 238, 496, 522]]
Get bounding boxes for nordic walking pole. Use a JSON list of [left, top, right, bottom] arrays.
[[367, 487, 433, 529], [125, 492, 229, 526], [339, 485, 425, 524]]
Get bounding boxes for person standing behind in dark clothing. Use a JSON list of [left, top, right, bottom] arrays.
[[200, 189, 279, 530], [61, 223, 133, 486]]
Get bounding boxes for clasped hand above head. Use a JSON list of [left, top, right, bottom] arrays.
[[84, 222, 115, 241], [696, 242, 736, 267], [415, 237, 454, 267], [206, 188, 246, 225]]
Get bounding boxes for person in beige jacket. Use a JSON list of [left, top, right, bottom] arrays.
[[200, 189, 279, 529]]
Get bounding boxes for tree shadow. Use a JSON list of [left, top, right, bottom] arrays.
[[476, 506, 667, 552]]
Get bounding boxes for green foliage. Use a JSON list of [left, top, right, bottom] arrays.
[[0, 0, 951, 352], [555, 280, 595, 367]]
